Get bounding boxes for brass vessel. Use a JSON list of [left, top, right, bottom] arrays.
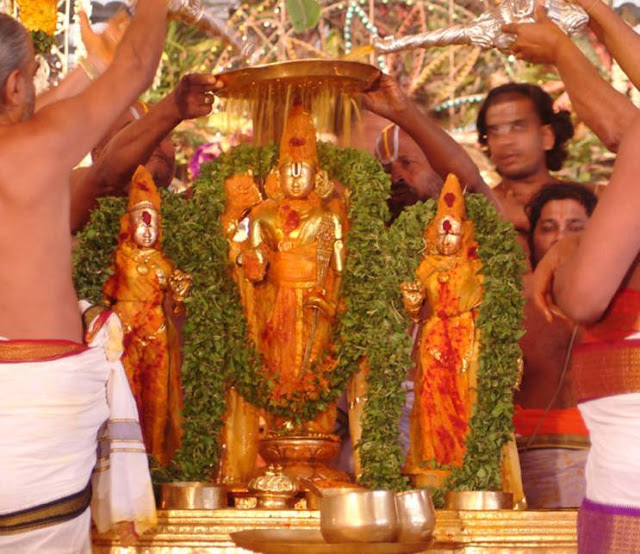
[[259, 434, 349, 484], [159, 482, 226, 510], [216, 59, 381, 98], [248, 465, 297, 510], [320, 490, 400, 543], [395, 489, 436, 543]]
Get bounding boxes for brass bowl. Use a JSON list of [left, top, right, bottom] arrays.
[[305, 487, 365, 510], [444, 490, 514, 510], [320, 490, 399, 543], [395, 489, 436, 543], [159, 482, 226, 510], [216, 59, 381, 98]]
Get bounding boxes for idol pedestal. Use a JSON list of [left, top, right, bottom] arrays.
[[93, 508, 577, 553]]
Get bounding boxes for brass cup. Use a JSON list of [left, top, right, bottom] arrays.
[[444, 490, 514, 510], [395, 489, 436, 543], [159, 482, 226, 510], [320, 490, 399, 543]]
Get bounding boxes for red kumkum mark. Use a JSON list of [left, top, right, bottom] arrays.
[[290, 137, 306, 147], [442, 219, 452, 232], [142, 211, 152, 225], [444, 192, 455, 207], [284, 210, 301, 233]]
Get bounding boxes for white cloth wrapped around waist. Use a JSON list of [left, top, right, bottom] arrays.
[[0, 306, 156, 535]]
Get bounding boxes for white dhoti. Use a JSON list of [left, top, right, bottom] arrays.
[[0, 311, 156, 553]]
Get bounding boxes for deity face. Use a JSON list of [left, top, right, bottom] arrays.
[[131, 207, 159, 248], [279, 161, 315, 199], [484, 96, 554, 181], [436, 216, 462, 256]]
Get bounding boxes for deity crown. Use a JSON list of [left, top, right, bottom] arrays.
[[128, 165, 162, 213], [278, 104, 318, 167], [435, 174, 467, 224]]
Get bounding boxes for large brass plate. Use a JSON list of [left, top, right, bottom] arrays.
[[216, 59, 381, 97], [231, 529, 429, 554]]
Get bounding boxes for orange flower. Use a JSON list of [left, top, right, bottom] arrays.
[[17, 0, 57, 36]]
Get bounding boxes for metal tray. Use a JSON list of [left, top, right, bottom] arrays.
[[231, 529, 431, 554], [216, 59, 381, 97]]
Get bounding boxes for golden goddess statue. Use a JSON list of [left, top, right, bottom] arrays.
[[232, 104, 348, 437], [103, 166, 192, 467], [401, 174, 483, 488]]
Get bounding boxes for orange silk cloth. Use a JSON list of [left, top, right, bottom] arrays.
[[104, 243, 183, 467], [514, 405, 589, 449], [259, 242, 335, 397], [572, 289, 640, 403], [406, 255, 482, 471]]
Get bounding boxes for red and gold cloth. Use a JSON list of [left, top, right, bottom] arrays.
[[572, 289, 640, 403], [514, 404, 589, 449]]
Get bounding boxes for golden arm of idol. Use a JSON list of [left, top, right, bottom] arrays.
[[400, 280, 427, 323]]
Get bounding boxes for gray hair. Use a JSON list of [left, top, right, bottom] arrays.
[[0, 14, 30, 95]]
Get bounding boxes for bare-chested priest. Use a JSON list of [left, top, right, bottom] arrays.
[[0, 2, 171, 550]]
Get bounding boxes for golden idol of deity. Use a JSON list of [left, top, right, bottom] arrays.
[[103, 166, 191, 467], [239, 105, 346, 431], [218, 105, 350, 485], [400, 175, 483, 489]]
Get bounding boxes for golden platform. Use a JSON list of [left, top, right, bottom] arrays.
[[93, 508, 577, 553]]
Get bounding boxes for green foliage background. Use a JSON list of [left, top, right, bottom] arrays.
[[74, 144, 523, 493]]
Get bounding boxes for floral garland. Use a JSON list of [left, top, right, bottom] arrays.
[[374, 195, 525, 503], [16, 0, 57, 55]]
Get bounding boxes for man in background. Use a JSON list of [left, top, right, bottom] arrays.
[[516, 183, 597, 508]]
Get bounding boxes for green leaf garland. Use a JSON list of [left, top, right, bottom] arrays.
[[374, 194, 525, 503], [73, 146, 523, 490]]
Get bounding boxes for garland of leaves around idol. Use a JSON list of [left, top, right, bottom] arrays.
[[74, 142, 404, 482], [380, 194, 525, 504]]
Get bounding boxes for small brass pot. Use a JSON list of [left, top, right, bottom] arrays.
[[320, 490, 399, 543], [159, 482, 226, 510], [395, 489, 436, 543]]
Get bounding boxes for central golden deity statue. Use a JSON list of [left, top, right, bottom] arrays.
[[401, 174, 483, 488], [235, 104, 347, 435]]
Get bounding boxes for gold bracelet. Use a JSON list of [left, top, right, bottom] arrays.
[[77, 56, 100, 81], [585, 0, 600, 15]]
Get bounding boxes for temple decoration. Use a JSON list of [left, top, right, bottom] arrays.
[[373, 0, 588, 54], [15, 0, 57, 54], [102, 166, 192, 467]]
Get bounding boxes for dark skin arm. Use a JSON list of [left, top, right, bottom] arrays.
[[360, 74, 501, 212], [505, 6, 637, 152], [69, 73, 222, 232]]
